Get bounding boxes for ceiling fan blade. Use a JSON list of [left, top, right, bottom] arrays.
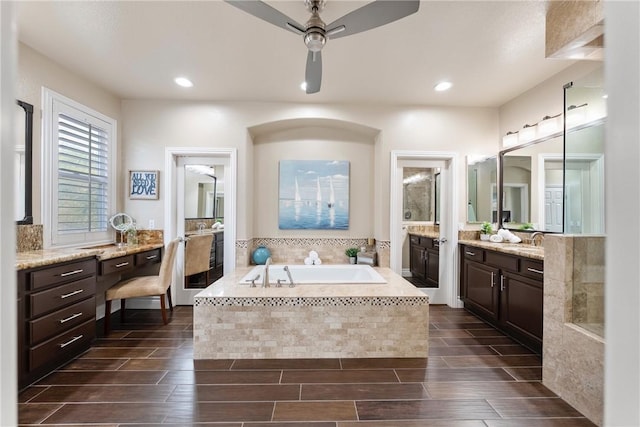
[[326, 0, 419, 39], [305, 50, 322, 94], [225, 0, 305, 35]]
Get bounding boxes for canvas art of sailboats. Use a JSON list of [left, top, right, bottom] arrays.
[[294, 177, 301, 202], [327, 176, 335, 208], [278, 160, 349, 230], [316, 177, 322, 205]]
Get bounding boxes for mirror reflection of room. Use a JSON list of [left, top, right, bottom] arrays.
[[466, 156, 496, 224], [184, 164, 224, 228], [402, 167, 435, 222]]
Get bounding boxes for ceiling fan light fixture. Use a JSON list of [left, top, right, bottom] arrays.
[[174, 77, 193, 88], [434, 81, 453, 92], [300, 81, 308, 91], [304, 31, 326, 52]]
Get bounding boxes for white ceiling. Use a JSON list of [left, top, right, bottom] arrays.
[[15, 0, 575, 107]]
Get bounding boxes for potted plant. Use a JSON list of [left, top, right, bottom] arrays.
[[480, 222, 493, 241], [345, 247, 359, 264]]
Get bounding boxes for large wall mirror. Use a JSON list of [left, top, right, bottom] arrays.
[[184, 164, 224, 220], [16, 100, 33, 224], [466, 156, 497, 223], [498, 66, 605, 233]]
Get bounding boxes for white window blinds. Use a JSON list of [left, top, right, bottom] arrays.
[[57, 113, 109, 233]]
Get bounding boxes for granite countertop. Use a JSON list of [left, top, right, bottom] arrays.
[[16, 242, 165, 270], [459, 239, 544, 260], [185, 229, 224, 236], [408, 230, 439, 239], [195, 267, 427, 299]]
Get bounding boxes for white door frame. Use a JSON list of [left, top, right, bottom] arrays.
[[165, 147, 237, 305], [390, 150, 461, 307]]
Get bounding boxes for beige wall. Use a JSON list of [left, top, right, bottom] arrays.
[[121, 101, 499, 241], [19, 43, 602, 243], [252, 125, 375, 238], [498, 61, 602, 141], [16, 43, 122, 224]]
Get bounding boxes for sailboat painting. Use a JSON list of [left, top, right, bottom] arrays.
[[279, 160, 350, 229]]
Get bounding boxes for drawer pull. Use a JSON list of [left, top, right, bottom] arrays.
[[60, 312, 83, 324], [60, 289, 84, 299], [465, 251, 475, 256], [59, 335, 83, 348], [527, 267, 544, 275], [115, 262, 130, 268], [145, 255, 158, 260], [500, 275, 505, 291], [490, 271, 495, 288], [60, 269, 84, 277]]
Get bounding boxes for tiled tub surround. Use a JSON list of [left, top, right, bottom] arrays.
[[194, 267, 429, 359], [239, 237, 390, 268], [543, 234, 604, 426]]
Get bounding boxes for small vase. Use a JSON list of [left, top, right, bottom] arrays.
[[480, 234, 490, 241], [252, 246, 271, 265], [349, 257, 357, 264]]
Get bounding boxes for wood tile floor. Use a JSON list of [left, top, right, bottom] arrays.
[[18, 305, 597, 426]]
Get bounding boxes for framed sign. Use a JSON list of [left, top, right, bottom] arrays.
[[129, 170, 159, 199]]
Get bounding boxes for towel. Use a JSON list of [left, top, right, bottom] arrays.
[[489, 234, 504, 243], [498, 228, 521, 243], [308, 250, 319, 260], [304, 257, 313, 265]]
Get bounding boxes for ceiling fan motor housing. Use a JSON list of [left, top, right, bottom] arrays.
[[304, 8, 326, 52]]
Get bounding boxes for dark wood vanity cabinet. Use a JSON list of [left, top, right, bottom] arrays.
[[460, 244, 543, 353], [100, 247, 163, 278], [17, 257, 97, 389], [409, 234, 439, 287]]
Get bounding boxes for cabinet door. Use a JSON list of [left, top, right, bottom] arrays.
[[464, 260, 499, 320], [409, 244, 426, 280], [425, 248, 439, 287], [500, 271, 543, 344]]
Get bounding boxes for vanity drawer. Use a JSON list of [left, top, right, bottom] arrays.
[[29, 258, 96, 291], [100, 255, 135, 275], [29, 296, 96, 344], [135, 248, 162, 267], [485, 250, 519, 272], [520, 258, 544, 281], [29, 319, 95, 371], [29, 276, 96, 318], [462, 246, 484, 262]]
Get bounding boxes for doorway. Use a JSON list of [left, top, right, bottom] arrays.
[[390, 151, 460, 307], [165, 147, 237, 305]]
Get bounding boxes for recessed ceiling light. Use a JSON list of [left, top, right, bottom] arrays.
[[174, 77, 193, 88], [434, 81, 453, 92], [300, 81, 307, 91]]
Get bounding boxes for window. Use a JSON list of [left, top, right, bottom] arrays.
[[43, 89, 116, 247]]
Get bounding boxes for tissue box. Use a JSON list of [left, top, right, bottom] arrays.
[[356, 251, 377, 266]]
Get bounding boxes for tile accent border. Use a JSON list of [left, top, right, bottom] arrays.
[[195, 296, 429, 307]]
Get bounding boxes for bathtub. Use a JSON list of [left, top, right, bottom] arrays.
[[239, 264, 386, 285]]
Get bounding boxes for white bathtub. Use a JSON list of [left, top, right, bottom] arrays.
[[239, 264, 387, 285]]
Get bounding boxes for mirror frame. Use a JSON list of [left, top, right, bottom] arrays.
[[16, 100, 33, 225]]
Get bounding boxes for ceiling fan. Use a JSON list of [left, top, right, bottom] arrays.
[[225, 0, 420, 94]]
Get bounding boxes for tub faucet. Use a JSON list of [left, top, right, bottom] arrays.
[[530, 231, 544, 246], [284, 265, 295, 287], [262, 257, 272, 288]]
